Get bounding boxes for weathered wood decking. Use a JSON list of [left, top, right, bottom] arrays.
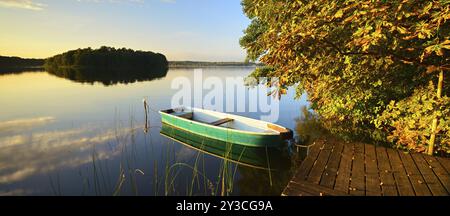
[[282, 139, 450, 196]]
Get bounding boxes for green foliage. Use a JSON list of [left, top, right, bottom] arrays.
[[0, 56, 44, 69], [376, 81, 450, 153], [44, 46, 168, 71], [240, 0, 449, 154], [44, 46, 169, 85]]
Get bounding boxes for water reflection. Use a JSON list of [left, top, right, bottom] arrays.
[[46, 66, 168, 86], [0, 117, 55, 136], [0, 67, 308, 196], [0, 115, 294, 196], [160, 123, 293, 195], [160, 123, 290, 170], [0, 67, 43, 75], [0, 117, 135, 186], [295, 106, 331, 146]]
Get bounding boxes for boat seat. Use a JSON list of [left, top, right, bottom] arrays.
[[210, 118, 234, 126], [267, 123, 293, 139], [174, 112, 193, 119], [267, 123, 288, 132]]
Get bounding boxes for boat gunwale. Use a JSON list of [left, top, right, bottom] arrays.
[[159, 108, 288, 136]]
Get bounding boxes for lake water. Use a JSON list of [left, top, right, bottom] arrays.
[[0, 67, 309, 196]]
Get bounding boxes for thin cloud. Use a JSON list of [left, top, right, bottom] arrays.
[[160, 0, 175, 3], [0, 0, 171, 11], [0, 0, 45, 10]]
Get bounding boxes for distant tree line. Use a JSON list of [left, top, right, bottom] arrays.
[[0, 56, 44, 68], [44, 46, 168, 71], [43, 46, 169, 85], [169, 61, 261, 68]]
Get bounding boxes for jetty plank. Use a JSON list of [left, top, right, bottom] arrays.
[[283, 139, 449, 196]]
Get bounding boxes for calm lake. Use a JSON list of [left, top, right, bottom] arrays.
[[0, 67, 309, 196]]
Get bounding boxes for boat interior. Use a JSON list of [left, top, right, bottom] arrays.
[[161, 108, 281, 134]]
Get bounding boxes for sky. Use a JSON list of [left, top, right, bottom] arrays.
[[0, 0, 250, 61]]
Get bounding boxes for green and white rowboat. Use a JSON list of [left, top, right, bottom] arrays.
[[159, 107, 293, 147]]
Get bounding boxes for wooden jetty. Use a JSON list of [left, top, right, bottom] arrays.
[[282, 139, 450, 196]]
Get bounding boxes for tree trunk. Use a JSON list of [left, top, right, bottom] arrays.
[[428, 70, 444, 155]]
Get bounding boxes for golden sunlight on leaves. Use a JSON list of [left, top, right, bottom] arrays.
[[240, 0, 450, 155]]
